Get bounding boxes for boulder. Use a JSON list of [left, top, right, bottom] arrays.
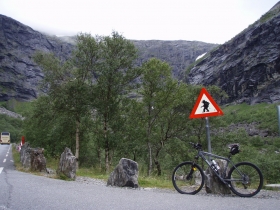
[[20, 142, 30, 166], [20, 143, 46, 172], [107, 158, 139, 188], [204, 159, 231, 194], [57, 147, 77, 180], [30, 148, 46, 172]]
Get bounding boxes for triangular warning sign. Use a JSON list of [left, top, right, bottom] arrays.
[[189, 88, 223, 119]]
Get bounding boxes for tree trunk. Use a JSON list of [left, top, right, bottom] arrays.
[[154, 148, 162, 176], [97, 146, 102, 170], [109, 149, 114, 167], [105, 145, 109, 173], [147, 141, 152, 176], [104, 120, 110, 173], [75, 120, 80, 169], [154, 159, 161, 176], [133, 151, 136, 161]]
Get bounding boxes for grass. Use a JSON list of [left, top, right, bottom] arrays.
[[76, 167, 108, 181], [218, 102, 279, 133], [138, 176, 173, 189], [77, 167, 174, 189], [12, 144, 22, 170]]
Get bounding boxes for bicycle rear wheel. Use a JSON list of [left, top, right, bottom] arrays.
[[172, 161, 204, 195], [228, 162, 263, 197]]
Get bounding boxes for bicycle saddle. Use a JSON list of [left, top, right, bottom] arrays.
[[228, 143, 240, 155]]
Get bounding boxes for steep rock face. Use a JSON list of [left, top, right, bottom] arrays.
[[133, 40, 217, 79], [0, 14, 217, 101], [0, 14, 73, 101], [187, 2, 280, 105]]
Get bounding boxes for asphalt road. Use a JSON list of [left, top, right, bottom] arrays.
[[0, 145, 279, 210]]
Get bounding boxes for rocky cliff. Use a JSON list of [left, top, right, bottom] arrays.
[[0, 15, 73, 101], [0, 14, 216, 102], [187, 2, 280, 105], [133, 40, 216, 79]]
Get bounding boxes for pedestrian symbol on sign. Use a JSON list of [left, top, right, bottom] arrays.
[[201, 100, 210, 112]]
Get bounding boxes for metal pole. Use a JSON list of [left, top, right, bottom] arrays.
[[277, 106, 280, 136], [205, 117, 211, 159]]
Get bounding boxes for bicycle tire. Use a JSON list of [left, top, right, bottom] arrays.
[[228, 162, 263, 197], [172, 161, 205, 195]]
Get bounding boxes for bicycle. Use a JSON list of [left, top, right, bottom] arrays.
[[172, 142, 263, 197]]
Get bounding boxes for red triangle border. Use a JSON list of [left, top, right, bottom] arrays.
[[189, 88, 224, 119]]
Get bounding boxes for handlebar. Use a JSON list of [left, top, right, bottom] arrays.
[[189, 142, 202, 150]]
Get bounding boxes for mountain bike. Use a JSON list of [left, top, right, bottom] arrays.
[[172, 142, 263, 197]]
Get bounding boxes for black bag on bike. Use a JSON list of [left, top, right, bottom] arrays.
[[230, 145, 239, 155]]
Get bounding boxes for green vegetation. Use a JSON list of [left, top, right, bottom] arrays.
[[12, 145, 21, 169], [7, 91, 280, 187], [3, 31, 280, 188], [259, 9, 280, 24], [210, 103, 280, 185]]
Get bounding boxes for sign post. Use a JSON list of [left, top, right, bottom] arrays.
[[205, 117, 211, 153], [189, 88, 224, 155], [277, 106, 280, 136]]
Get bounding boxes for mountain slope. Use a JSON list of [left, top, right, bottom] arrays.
[[0, 14, 217, 101], [0, 14, 73, 101], [187, 2, 280, 105]]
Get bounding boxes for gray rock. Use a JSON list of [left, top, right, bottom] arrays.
[[20, 143, 46, 172], [107, 158, 139, 188], [20, 143, 31, 168], [0, 14, 73, 101], [57, 147, 77, 180], [30, 148, 46, 172], [133, 40, 217, 79], [0, 14, 216, 102], [0, 107, 24, 119], [187, 3, 280, 105], [204, 159, 231, 195]]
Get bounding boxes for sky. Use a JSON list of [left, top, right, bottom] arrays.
[[0, 0, 279, 44]]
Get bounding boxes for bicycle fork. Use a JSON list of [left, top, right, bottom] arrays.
[[186, 163, 197, 180]]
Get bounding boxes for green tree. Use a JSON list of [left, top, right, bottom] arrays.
[[32, 34, 97, 167], [90, 31, 142, 173], [137, 58, 188, 175], [23, 96, 74, 157], [152, 82, 195, 175]]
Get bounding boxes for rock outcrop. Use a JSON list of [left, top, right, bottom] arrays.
[[107, 158, 139, 188], [133, 40, 217, 79], [4, 1, 280, 106], [0, 14, 216, 102], [20, 143, 46, 172], [57, 147, 77, 180], [204, 159, 231, 194], [0, 106, 24, 119], [0, 14, 73, 101], [187, 2, 280, 105]]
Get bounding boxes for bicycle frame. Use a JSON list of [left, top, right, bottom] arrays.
[[195, 150, 239, 186]]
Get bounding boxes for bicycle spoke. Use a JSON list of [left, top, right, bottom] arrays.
[[228, 162, 263, 197], [172, 162, 204, 195]]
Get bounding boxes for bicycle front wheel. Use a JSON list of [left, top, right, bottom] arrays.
[[172, 161, 205, 195], [228, 162, 263, 197]]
